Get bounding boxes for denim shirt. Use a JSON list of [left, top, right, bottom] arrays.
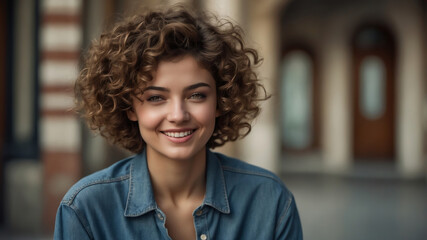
[[54, 150, 302, 240]]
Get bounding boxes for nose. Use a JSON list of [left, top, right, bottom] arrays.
[[167, 99, 190, 123]]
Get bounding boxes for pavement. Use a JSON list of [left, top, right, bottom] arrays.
[[282, 173, 427, 240]]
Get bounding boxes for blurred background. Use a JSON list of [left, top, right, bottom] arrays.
[[0, 0, 426, 239]]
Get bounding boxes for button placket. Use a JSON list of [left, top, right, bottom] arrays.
[[194, 207, 209, 240], [156, 212, 164, 221], [195, 209, 203, 216]]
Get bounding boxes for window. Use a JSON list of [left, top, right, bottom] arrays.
[[359, 56, 386, 119], [4, 0, 39, 160], [280, 50, 313, 150]]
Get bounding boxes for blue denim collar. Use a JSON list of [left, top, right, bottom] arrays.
[[203, 150, 230, 214], [124, 149, 230, 217]]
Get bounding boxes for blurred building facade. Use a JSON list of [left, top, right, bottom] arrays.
[[0, 0, 426, 236]]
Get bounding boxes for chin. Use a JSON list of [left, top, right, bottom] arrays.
[[165, 147, 205, 161]]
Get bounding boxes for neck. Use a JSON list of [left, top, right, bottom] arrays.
[[146, 148, 207, 205]]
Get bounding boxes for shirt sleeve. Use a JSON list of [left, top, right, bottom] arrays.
[[54, 203, 92, 240], [275, 195, 303, 240]]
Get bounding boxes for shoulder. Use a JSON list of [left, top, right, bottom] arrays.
[[211, 151, 300, 228], [214, 151, 283, 183], [212, 151, 292, 196], [60, 155, 135, 205]]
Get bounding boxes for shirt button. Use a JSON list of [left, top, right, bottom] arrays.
[[195, 209, 203, 216], [200, 234, 207, 240], [157, 213, 164, 221]]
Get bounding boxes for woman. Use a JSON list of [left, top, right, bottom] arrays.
[[54, 5, 302, 240]]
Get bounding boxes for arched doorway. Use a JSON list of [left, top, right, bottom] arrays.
[[352, 24, 396, 160]]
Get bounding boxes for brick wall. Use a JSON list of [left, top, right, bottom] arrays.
[[39, 0, 83, 232]]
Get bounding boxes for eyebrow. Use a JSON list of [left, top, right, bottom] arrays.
[[142, 82, 212, 93], [185, 82, 211, 91]]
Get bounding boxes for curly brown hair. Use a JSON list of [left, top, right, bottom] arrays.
[[75, 6, 268, 153]]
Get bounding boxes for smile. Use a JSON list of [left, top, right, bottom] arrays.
[[162, 130, 195, 138]]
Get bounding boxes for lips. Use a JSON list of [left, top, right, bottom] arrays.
[[162, 130, 193, 138], [160, 129, 196, 144], [161, 129, 196, 138]]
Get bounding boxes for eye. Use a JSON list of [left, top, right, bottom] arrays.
[[189, 92, 206, 100], [146, 95, 164, 102]]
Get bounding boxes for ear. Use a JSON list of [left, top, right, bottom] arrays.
[[127, 108, 138, 121], [215, 109, 221, 118]]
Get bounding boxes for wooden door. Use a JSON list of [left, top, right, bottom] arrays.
[[352, 25, 395, 160]]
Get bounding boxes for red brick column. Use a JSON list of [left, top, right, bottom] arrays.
[[39, 0, 83, 233]]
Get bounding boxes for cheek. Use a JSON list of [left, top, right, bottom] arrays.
[[137, 108, 164, 130], [193, 105, 217, 127]]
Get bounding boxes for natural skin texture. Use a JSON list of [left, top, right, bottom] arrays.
[[74, 7, 268, 153], [127, 55, 219, 240]]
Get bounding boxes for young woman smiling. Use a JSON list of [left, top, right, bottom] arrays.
[[54, 6, 302, 240]]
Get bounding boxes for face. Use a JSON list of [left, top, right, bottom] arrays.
[[127, 55, 218, 162]]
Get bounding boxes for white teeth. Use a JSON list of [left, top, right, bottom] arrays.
[[164, 130, 193, 138]]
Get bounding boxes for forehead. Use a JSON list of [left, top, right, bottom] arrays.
[[149, 55, 215, 87]]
